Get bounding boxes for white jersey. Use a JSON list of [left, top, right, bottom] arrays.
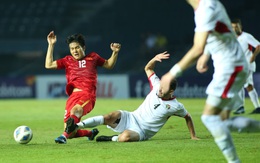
[[237, 32, 260, 72], [195, 0, 248, 98], [132, 73, 188, 137]]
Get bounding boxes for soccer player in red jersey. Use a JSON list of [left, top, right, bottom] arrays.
[[45, 31, 121, 144]]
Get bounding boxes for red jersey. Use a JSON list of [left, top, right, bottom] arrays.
[[56, 52, 105, 97]]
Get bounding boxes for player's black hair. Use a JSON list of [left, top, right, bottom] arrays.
[[231, 18, 242, 27], [66, 33, 86, 47], [170, 79, 178, 91]]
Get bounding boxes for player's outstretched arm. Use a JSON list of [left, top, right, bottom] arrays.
[[144, 51, 170, 77], [184, 114, 200, 140], [45, 31, 58, 69], [250, 45, 260, 63], [102, 43, 121, 69]]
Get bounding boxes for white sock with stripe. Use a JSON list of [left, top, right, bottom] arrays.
[[77, 115, 104, 128], [201, 115, 240, 163]]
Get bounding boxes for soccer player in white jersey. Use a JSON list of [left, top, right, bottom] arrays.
[[75, 52, 199, 142], [159, 0, 248, 163], [231, 18, 260, 114]]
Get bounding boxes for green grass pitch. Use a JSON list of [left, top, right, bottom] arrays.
[[0, 98, 259, 163]]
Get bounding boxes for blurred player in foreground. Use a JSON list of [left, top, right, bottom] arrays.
[[72, 52, 199, 142], [223, 116, 260, 133], [231, 18, 260, 114], [45, 31, 121, 144], [159, 0, 248, 162]]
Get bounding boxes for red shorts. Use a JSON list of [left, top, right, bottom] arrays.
[[64, 91, 96, 122]]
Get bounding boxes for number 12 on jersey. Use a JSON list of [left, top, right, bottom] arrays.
[[79, 60, 86, 68]]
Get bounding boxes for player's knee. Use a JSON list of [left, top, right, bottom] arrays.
[[220, 110, 230, 120], [103, 114, 111, 124], [247, 85, 253, 91], [118, 133, 131, 142], [71, 104, 83, 116], [201, 115, 229, 138], [104, 111, 120, 124]]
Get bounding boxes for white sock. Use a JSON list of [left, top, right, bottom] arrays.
[[77, 115, 104, 128], [201, 115, 240, 163], [112, 136, 119, 142], [248, 89, 260, 108], [224, 116, 260, 133], [238, 89, 245, 107]]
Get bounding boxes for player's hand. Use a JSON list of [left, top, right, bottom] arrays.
[[47, 31, 57, 45], [154, 51, 170, 62], [159, 72, 174, 98], [196, 54, 209, 73], [250, 55, 256, 63], [111, 43, 121, 53]]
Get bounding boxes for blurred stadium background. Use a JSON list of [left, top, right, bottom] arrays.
[[1, 0, 260, 99]]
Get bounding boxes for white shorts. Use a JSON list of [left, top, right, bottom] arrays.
[[206, 66, 248, 98], [206, 94, 241, 111], [107, 110, 149, 141], [244, 71, 254, 88]]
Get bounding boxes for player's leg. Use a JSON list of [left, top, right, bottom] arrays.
[[222, 92, 260, 132], [96, 111, 141, 142], [220, 109, 231, 120], [247, 85, 259, 106], [77, 115, 105, 128], [97, 130, 140, 142], [62, 93, 86, 135], [55, 93, 96, 143], [247, 85, 260, 109], [94, 111, 122, 142], [247, 84, 260, 113], [77, 111, 121, 128], [245, 73, 260, 113], [55, 105, 86, 143], [73, 128, 99, 140], [104, 111, 122, 127], [54, 96, 77, 144], [67, 97, 99, 140], [201, 95, 240, 163], [75, 111, 121, 141], [224, 116, 260, 133], [233, 88, 245, 114], [67, 92, 96, 130], [54, 122, 68, 144], [118, 130, 140, 142], [65, 104, 83, 134]]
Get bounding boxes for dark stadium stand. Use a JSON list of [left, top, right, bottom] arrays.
[[0, 0, 260, 76]]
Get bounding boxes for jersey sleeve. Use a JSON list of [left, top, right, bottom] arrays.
[[148, 73, 160, 90], [195, 1, 217, 32], [172, 103, 189, 118], [56, 57, 67, 69], [245, 33, 260, 47], [92, 52, 106, 67]]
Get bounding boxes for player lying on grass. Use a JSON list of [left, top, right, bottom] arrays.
[[67, 52, 199, 142]]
